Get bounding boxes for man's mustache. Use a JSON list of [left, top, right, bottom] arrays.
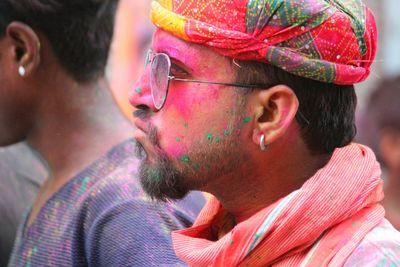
[[133, 109, 151, 120]]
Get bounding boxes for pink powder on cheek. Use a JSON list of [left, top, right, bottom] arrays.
[[164, 82, 222, 120], [164, 142, 187, 158], [153, 111, 189, 157]]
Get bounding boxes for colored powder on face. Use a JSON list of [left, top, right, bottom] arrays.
[[215, 136, 221, 144], [180, 155, 190, 162], [176, 137, 182, 142], [81, 176, 90, 191], [205, 162, 212, 170], [224, 129, 232, 137], [183, 122, 189, 128], [193, 163, 201, 171], [243, 117, 251, 124], [206, 133, 213, 142], [136, 87, 141, 94]]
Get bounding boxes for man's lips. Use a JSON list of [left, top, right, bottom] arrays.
[[133, 117, 149, 135], [133, 118, 150, 147], [132, 118, 157, 162]]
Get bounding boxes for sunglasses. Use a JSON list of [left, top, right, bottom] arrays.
[[145, 49, 272, 110]]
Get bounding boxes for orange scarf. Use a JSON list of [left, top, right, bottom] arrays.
[[172, 144, 384, 266]]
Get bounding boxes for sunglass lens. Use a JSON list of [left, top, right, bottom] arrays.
[[150, 54, 170, 110]]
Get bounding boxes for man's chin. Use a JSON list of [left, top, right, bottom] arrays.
[[138, 156, 189, 202]]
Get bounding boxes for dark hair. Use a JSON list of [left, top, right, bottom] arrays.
[[0, 0, 118, 83], [235, 61, 357, 155]]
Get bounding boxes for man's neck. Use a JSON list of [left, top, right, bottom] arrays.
[[205, 135, 331, 223], [26, 77, 134, 184]]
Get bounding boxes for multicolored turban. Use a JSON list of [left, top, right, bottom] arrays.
[[150, 0, 377, 85]]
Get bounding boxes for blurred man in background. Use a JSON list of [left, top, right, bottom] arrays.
[[0, 143, 46, 265], [358, 75, 400, 229], [0, 0, 203, 265]]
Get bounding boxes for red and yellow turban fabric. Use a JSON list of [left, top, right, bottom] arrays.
[[150, 0, 377, 85]]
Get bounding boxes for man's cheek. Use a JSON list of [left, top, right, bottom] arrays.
[[163, 139, 188, 158], [165, 84, 222, 120], [154, 113, 190, 158]]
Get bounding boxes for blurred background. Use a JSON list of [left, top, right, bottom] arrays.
[[356, 0, 400, 105]]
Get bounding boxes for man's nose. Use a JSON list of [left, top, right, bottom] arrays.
[[129, 68, 157, 111]]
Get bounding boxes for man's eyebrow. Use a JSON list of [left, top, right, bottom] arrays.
[[157, 48, 193, 72], [170, 58, 192, 73]]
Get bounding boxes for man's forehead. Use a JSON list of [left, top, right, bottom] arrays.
[[151, 29, 218, 58], [152, 29, 191, 53], [151, 29, 230, 73]]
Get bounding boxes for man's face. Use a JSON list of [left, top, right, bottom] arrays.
[[0, 37, 35, 146], [130, 30, 253, 201]]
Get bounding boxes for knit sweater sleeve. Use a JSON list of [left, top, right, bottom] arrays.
[[84, 199, 187, 266]]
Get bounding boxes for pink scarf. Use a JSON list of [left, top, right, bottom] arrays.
[[172, 144, 384, 266]]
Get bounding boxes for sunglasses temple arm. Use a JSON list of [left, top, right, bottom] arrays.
[[168, 76, 262, 89]]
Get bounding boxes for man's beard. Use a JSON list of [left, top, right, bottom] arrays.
[[134, 95, 248, 202], [135, 122, 248, 202], [135, 148, 187, 202], [135, 125, 190, 202]]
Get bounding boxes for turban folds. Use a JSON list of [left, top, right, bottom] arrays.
[[150, 0, 377, 85]]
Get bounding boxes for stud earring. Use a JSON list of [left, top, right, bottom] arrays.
[[260, 134, 267, 151], [18, 66, 26, 77]]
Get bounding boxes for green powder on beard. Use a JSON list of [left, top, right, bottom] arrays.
[[176, 137, 181, 142], [193, 163, 201, 171], [136, 87, 141, 94], [224, 129, 232, 136], [150, 169, 161, 182], [215, 136, 221, 144]]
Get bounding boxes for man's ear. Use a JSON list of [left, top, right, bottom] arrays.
[[6, 21, 41, 77], [251, 85, 299, 147]]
